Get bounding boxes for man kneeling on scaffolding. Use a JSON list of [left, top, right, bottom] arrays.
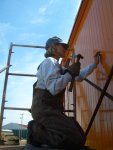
[[27, 36, 100, 149]]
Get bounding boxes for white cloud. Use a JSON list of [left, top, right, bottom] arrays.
[[38, 0, 55, 15], [0, 23, 12, 34], [17, 32, 45, 42], [49, 0, 55, 5], [31, 18, 48, 24], [19, 33, 39, 38], [0, 22, 22, 55], [0, 22, 20, 34], [30, 0, 56, 25], [38, 6, 47, 15]]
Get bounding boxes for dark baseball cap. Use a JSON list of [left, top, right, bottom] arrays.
[[45, 36, 69, 50]]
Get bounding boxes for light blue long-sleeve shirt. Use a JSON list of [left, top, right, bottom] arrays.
[[35, 57, 97, 95]]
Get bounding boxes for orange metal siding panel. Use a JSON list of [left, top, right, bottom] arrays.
[[65, 0, 113, 149]]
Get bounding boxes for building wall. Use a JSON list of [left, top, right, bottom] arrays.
[[65, 0, 113, 150]]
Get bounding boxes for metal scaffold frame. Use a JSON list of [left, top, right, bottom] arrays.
[[0, 43, 46, 139]]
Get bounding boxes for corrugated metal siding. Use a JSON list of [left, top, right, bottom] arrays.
[[65, 0, 113, 149]]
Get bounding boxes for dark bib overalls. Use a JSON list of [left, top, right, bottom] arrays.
[[30, 86, 86, 149]]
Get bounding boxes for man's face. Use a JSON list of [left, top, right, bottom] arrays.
[[54, 44, 67, 58]]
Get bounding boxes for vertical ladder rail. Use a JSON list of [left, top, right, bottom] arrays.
[[0, 43, 13, 139]]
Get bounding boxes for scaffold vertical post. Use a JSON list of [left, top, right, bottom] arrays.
[[0, 43, 13, 139]]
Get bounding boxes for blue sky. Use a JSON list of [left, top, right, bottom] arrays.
[[0, 0, 81, 125]]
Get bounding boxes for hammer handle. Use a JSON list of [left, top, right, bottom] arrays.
[[69, 59, 80, 92], [69, 77, 75, 92], [68, 54, 83, 92]]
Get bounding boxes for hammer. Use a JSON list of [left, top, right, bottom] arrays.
[[69, 54, 83, 92]]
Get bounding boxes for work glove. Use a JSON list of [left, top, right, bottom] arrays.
[[67, 62, 81, 77]]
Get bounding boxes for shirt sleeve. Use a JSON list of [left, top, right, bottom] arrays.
[[39, 58, 72, 95], [75, 63, 97, 81]]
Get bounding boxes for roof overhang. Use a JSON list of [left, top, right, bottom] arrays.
[[62, 0, 92, 66]]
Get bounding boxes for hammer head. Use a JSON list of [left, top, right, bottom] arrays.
[[76, 54, 83, 62], [71, 53, 83, 63], [77, 54, 84, 59], [72, 53, 84, 59]]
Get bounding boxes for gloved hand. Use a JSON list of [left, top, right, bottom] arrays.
[[67, 62, 81, 77]]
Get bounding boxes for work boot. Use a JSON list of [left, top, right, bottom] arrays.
[[27, 120, 41, 146], [27, 120, 34, 144]]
